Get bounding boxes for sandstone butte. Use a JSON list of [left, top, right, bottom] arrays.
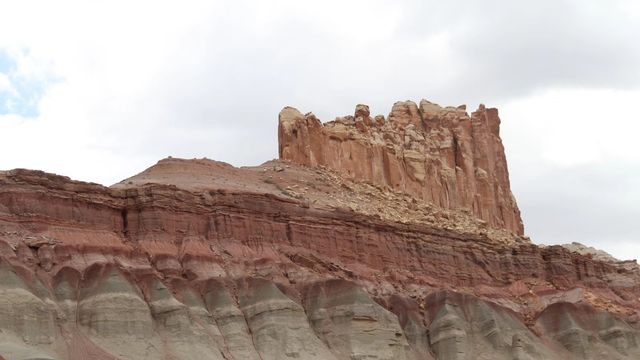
[[0, 99, 637, 360]]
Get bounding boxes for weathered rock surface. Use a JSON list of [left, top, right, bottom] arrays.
[[0, 100, 639, 359], [304, 279, 412, 359], [279, 100, 524, 234], [536, 302, 640, 359], [0, 158, 638, 359], [562, 242, 627, 263]]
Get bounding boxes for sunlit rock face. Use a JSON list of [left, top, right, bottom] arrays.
[[1, 101, 639, 359], [278, 100, 524, 234]]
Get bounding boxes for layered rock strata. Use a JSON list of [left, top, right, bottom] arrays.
[[279, 100, 524, 234], [0, 158, 638, 359]]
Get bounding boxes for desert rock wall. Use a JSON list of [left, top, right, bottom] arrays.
[[279, 100, 524, 234], [1, 165, 639, 359]]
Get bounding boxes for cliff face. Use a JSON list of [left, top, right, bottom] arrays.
[[0, 158, 638, 360], [279, 100, 524, 234], [0, 100, 639, 360]]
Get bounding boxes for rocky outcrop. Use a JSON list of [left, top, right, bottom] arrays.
[[279, 100, 524, 234], [537, 302, 640, 359], [0, 159, 638, 359], [304, 279, 412, 360]]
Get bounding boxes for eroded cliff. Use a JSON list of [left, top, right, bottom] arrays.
[[0, 158, 638, 360], [279, 100, 523, 234], [0, 100, 639, 360]]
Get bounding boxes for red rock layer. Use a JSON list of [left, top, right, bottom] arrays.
[[0, 161, 639, 359], [1, 164, 637, 316], [278, 100, 524, 234]]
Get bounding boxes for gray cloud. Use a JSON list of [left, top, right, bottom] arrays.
[[510, 160, 640, 260], [397, 1, 640, 100], [108, 0, 638, 165]]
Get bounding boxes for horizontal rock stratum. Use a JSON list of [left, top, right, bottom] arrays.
[[0, 100, 639, 360], [279, 100, 524, 234]]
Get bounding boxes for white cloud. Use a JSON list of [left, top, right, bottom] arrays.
[[502, 88, 640, 167], [0, 73, 11, 91], [501, 88, 640, 261]]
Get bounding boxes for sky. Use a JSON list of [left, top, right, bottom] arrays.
[[1, 0, 638, 261]]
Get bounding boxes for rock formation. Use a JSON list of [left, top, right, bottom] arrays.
[[279, 100, 524, 234], [0, 100, 638, 359]]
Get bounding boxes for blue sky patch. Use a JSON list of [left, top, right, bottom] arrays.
[[0, 49, 55, 118], [0, 50, 15, 73]]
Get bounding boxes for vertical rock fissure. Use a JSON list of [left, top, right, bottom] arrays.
[[121, 208, 129, 239]]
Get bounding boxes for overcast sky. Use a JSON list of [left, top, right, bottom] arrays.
[[1, 0, 638, 261]]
